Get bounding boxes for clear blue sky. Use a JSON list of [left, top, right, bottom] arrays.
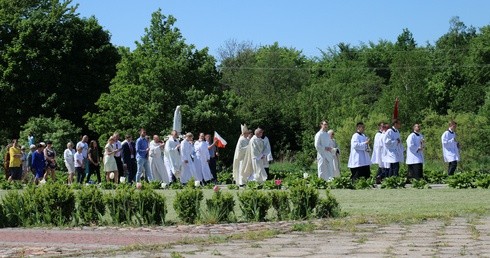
[[73, 0, 490, 58]]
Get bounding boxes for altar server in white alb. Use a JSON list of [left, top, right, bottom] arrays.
[[347, 122, 371, 180], [314, 121, 334, 181], [372, 122, 387, 182], [240, 128, 268, 184], [382, 119, 404, 177], [406, 124, 424, 180], [441, 120, 460, 175], [180, 133, 196, 184], [194, 133, 214, 183], [233, 124, 250, 185]]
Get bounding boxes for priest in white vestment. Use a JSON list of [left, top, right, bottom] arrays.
[[262, 132, 273, 175], [232, 124, 250, 185], [164, 130, 182, 181], [240, 128, 267, 184], [149, 135, 170, 183], [327, 129, 341, 178], [315, 121, 334, 181], [194, 133, 213, 182], [180, 133, 197, 184]]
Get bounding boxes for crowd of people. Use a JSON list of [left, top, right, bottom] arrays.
[[315, 119, 460, 183], [2, 129, 221, 186], [3, 119, 459, 186]]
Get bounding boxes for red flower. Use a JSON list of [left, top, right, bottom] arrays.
[[275, 179, 282, 186], [213, 185, 220, 192]]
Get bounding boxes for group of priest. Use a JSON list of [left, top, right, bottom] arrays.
[[232, 125, 273, 186]]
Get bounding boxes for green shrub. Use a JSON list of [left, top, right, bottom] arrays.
[[173, 185, 204, 224], [380, 176, 406, 189], [475, 174, 490, 189], [411, 179, 431, 189], [315, 190, 341, 218], [308, 176, 329, 189], [217, 171, 233, 184], [34, 182, 76, 225], [447, 173, 475, 189], [238, 190, 271, 222], [101, 182, 117, 190], [245, 181, 261, 190], [354, 178, 373, 190], [170, 182, 184, 189], [76, 185, 105, 225], [227, 184, 239, 190], [424, 169, 447, 184], [104, 185, 137, 224], [289, 181, 319, 220], [330, 176, 354, 189], [201, 191, 235, 224], [271, 190, 290, 221], [135, 188, 167, 225], [1, 191, 30, 227]]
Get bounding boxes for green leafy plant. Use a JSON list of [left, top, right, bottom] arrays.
[[245, 181, 262, 190], [270, 190, 290, 221], [308, 176, 329, 189], [330, 176, 354, 189], [380, 176, 406, 189], [424, 169, 447, 184], [354, 178, 373, 190], [101, 181, 117, 190], [227, 184, 239, 190], [411, 179, 431, 189], [238, 190, 271, 222], [315, 190, 341, 218], [447, 173, 475, 189], [135, 188, 167, 225], [104, 185, 137, 224], [474, 174, 490, 189], [289, 181, 319, 220], [201, 190, 235, 224], [217, 171, 233, 184], [173, 185, 204, 224], [76, 185, 105, 225]]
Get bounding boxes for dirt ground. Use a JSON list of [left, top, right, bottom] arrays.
[[1, 216, 490, 257]]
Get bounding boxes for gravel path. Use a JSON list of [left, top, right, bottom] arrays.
[[1, 216, 490, 257]]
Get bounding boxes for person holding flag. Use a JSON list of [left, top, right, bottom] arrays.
[[206, 131, 226, 183]]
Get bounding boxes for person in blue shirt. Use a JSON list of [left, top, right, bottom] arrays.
[[31, 144, 46, 184], [135, 128, 153, 182]]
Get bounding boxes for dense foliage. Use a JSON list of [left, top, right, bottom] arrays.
[[0, 1, 489, 170]]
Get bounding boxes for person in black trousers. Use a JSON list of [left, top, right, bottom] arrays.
[[122, 134, 137, 183]]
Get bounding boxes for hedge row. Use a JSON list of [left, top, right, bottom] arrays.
[[0, 182, 341, 227]]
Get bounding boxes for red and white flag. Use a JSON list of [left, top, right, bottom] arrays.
[[214, 131, 227, 148]]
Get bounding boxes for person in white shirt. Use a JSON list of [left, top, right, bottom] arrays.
[[240, 128, 268, 184], [149, 135, 170, 183], [63, 142, 76, 184], [164, 130, 182, 182], [233, 125, 250, 185], [347, 122, 371, 180], [314, 121, 334, 181], [382, 119, 404, 177], [441, 120, 460, 175], [74, 146, 85, 184], [76, 135, 89, 176], [112, 132, 124, 181], [406, 124, 424, 180]]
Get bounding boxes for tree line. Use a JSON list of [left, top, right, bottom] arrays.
[[1, 0, 489, 169]]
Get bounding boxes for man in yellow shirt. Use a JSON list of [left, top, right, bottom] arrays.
[[9, 139, 23, 181]]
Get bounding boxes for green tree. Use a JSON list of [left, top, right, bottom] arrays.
[[0, 0, 120, 139]]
